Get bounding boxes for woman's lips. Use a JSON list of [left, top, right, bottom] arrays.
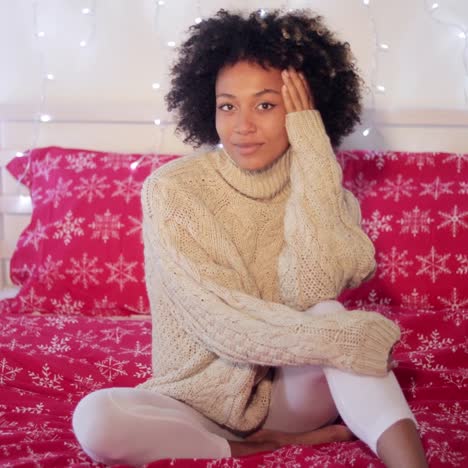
[[234, 143, 263, 155]]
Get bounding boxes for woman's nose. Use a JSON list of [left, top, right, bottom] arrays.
[[234, 111, 256, 134]]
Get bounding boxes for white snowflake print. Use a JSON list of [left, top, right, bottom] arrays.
[[259, 445, 304, 468], [21, 219, 48, 251], [343, 172, 378, 201], [19, 287, 47, 313], [440, 367, 468, 389], [459, 181, 468, 195], [419, 177, 454, 200], [50, 292, 84, 315], [53, 210, 85, 245], [124, 295, 149, 315], [443, 152, 468, 174], [95, 356, 129, 382], [111, 175, 141, 203], [37, 335, 72, 355], [456, 253, 468, 274], [126, 215, 143, 242], [43, 177, 73, 208], [437, 287, 468, 327], [65, 253, 103, 289], [32, 152, 62, 180], [23, 420, 60, 443], [102, 152, 136, 170], [426, 439, 464, 466], [0, 358, 23, 384], [28, 363, 64, 391], [415, 246, 451, 283], [105, 253, 138, 291], [0, 337, 32, 352], [363, 150, 399, 169], [401, 288, 434, 314], [13, 403, 44, 415], [379, 174, 417, 202], [37, 254, 65, 290], [44, 314, 78, 330], [88, 209, 123, 243], [74, 173, 110, 203], [352, 289, 393, 314], [70, 374, 104, 398], [93, 295, 118, 314], [409, 352, 448, 372], [122, 341, 152, 358], [100, 327, 132, 344], [437, 205, 468, 238], [134, 362, 152, 379], [65, 152, 97, 172], [362, 210, 393, 240], [436, 402, 468, 425], [11, 263, 36, 282], [378, 246, 413, 283], [397, 206, 434, 237], [207, 458, 244, 468], [414, 330, 455, 353], [404, 152, 436, 170]]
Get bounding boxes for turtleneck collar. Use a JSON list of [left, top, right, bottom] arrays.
[[212, 146, 291, 200]]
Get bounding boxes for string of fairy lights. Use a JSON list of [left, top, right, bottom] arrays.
[[11, 0, 468, 178]]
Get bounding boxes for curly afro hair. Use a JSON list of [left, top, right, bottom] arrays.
[[166, 9, 366, 150]]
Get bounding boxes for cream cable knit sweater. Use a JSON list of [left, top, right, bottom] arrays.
[[138, 110, 400, 433]]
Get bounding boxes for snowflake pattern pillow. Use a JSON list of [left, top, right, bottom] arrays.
[[2, 146, 181, 316], [338, 150, 467, 320]]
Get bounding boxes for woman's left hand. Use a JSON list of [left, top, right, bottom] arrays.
[[281, 68, 316, 113]]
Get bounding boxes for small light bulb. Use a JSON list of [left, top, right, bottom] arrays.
[[152, 82, 161, 89], [167, 41, 176, 47], [130, 161, 139, 170], [195, 17, 202, 24], [363, 128, 371, 136], [37, 31, 45, 38], [158, 0, 165, 5], [217, 143, 224, 148], [40, 114, 52, 122], [82, 8, 91, 14], [363, 0, 370, 5], [259, 9, 267, 18], [431, 3, 439, 10], [16, 151, 25, 157], [459, 31, 466, 39], [19, 194, 32, 204], [46, 73, 55, 80], [154, 119, 161, 125], [379, 43, 389, 50], [80, 40, 87, 47], [377, 85, 386, 93]]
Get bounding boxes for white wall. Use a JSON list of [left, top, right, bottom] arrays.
[[1, 0, 467, 290]]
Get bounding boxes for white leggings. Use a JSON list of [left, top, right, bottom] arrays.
[[72, 301, 417, 466]]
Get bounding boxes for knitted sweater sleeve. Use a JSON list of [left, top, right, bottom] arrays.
[[278, 110, 377, 311], [142, 174, 399, 376]]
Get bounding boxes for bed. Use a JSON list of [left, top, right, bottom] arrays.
[[0, 145, 467, 467]]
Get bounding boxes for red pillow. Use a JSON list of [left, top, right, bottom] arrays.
[[1, 146, 181, 316], [338, 150, 468, 322]]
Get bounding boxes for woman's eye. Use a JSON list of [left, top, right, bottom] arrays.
[[258, 102, 275, 110], [218, 103, 234, 111]]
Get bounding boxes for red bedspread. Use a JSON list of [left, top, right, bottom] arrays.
[[0, 308, 466, 467]]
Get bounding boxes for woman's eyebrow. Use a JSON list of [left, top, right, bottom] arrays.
[[215, 89, 281, 99]]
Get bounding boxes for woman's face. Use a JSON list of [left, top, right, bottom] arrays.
[[215, 61, 289, 171]]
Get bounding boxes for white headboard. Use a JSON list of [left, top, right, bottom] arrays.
[[1, 108, 467, 293]]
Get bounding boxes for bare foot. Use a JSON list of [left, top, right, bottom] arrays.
[[245, 424, 355, 447]]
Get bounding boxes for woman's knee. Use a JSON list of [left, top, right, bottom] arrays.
[[72, 388, 127, 464]]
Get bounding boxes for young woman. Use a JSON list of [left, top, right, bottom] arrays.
[[73, 9, 428, 467]]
